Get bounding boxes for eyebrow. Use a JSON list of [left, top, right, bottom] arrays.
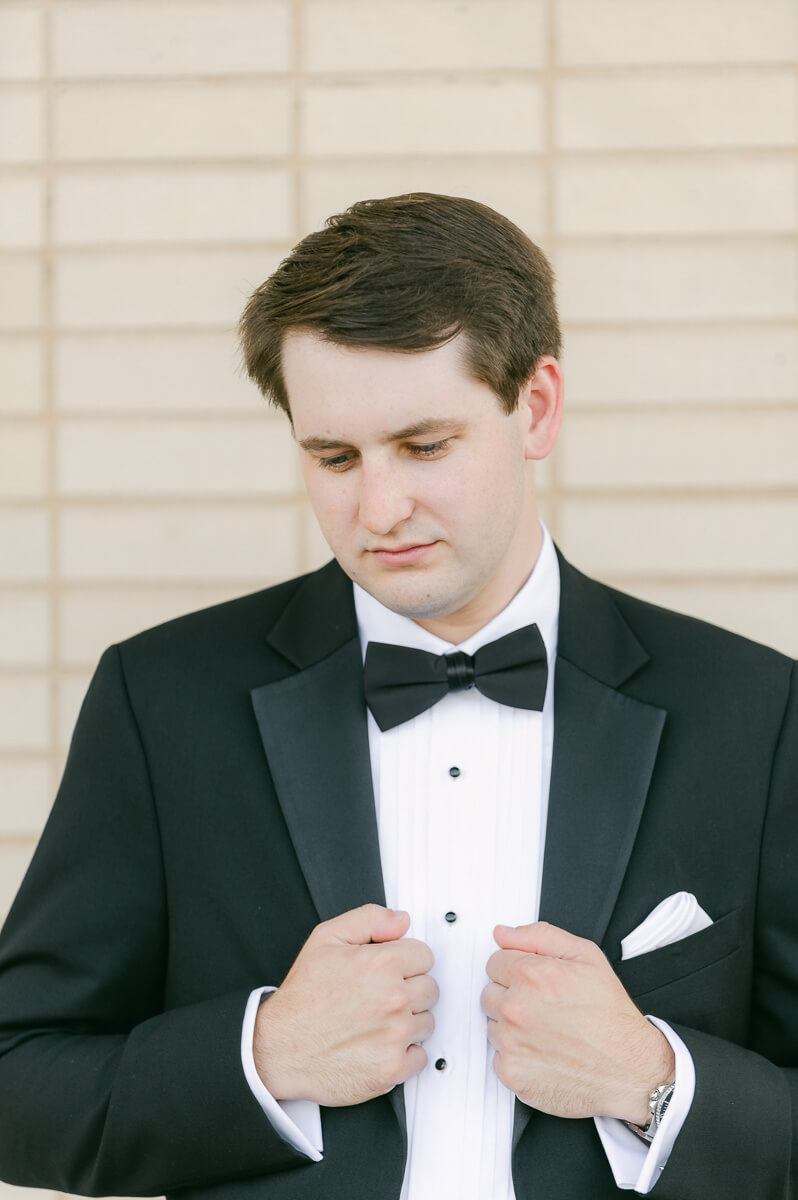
[[298, 417, 463, 453]]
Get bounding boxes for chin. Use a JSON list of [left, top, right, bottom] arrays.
[[377, 581, 467, 622]]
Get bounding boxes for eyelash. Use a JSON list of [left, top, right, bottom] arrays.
[[316, 440, 452, 472]]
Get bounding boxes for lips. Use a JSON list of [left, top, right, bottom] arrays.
[[370, 542, 437, 565]]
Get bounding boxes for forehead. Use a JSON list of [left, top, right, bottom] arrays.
[[281, 329, 497, 439]]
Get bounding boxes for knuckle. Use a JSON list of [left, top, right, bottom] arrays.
[[497, 996, 521, 1026], [382, 984, 408, 1016], [515, 957, 538, 986]]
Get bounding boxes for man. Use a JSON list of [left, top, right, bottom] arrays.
[[0, 194, 795, 1200]]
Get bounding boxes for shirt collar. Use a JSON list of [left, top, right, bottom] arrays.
[[353, 521, 560, 669]]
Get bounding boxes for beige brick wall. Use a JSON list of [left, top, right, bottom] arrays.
[[0, 4, 797, 1193]]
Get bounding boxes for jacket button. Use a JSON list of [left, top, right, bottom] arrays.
[[448, 766, 461, 778], [444, 911, 457, 924], [435, 1058, 447, 1071]]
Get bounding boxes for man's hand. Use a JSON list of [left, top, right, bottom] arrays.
[[254, 904, 437, 1107], [481, 921, 675, 1124]]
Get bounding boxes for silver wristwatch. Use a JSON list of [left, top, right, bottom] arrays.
[[623, 1081, 675, 1144]]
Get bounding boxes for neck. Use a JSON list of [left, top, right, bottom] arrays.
[[413, 518, 544, 645]]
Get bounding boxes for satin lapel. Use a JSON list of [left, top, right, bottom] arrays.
[[513, 553, 666, 1153], [251, 636, 386, 922], [538, 658, 666, 943], [250, 560, 407, 1141]]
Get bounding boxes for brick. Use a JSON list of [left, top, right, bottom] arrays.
[[305, 1, 545, 71], [0, 93, 44, 163], [54, 249, 283, 329], [563, 328, 798, 406], [302, 163, 546, 239], [556, 74, 798, 150], [57, 418, 298, 496], [54, 168, 293, 245], [55, 332, 263, 413], [556, 161, 797, 236], [304, 82, 543, 156], [54, 82, 292, 161], [59, 673, 93, 751], [60, 504, 300, 582], [0, 9, 42, 79], [611, 580, 798, 657], [0, 177, 44, 248], [60, 585, 243, 666], [0, 761, 51, 836], [53, 2, 291, 77], [561, 411, 798, 489], [0, 339, 44, 414], [0, 678, 49, 751], [0, 592, 50, 666], [557, 243, 798, 321], [560, 497, 798, 575], [558, 0, 798, 65], [0, 511, 49, 582], [0, 843, 39, 929], [0, 425, 47, 499], [0, 258, 43, 329]]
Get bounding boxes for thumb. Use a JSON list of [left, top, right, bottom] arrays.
[[321, 903, 410, 946], [493, 920, 587, 959]]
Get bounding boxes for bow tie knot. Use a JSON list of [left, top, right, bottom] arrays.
[[443, 651, 476, 692], [363, 623, 548, 732]]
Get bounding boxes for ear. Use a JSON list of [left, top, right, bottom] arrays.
[[517, 355, 564, 461]]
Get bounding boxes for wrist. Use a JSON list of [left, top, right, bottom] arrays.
[[619, 1027, 675, 1126], [253, 991, 301, 1101]]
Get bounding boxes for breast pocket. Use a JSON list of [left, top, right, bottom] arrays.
[[613, 907, 744, 1000]]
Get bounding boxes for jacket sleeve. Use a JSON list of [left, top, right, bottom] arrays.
[[650, 659, 798, 1200], [0, 645, 309, 1197]]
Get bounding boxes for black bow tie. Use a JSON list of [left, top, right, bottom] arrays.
[[363, 623, 548, 732]]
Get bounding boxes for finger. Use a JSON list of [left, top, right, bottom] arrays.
[[398, 1043, 428, 1084], [486, 947, 525, 987], [486, 1018, 501, 1051], [494, 920, 590, 960], [318, 904, 410, 947], [480, 981, 505, 1020], [393, 937, 435, 978], [406, 973, 439, 1013], [408, 1010, 435, 1044]]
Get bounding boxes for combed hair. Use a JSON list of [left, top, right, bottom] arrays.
[[239, 192, 562, 417]]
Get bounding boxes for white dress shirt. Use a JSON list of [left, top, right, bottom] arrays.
[[242, 524, 694, 1194]]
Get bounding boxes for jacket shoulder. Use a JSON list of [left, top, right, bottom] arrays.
[[110, 560, 345, 686], [607, 582, 793, 674]]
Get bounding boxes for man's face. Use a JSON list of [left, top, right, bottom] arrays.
[[282, 330, 550, 640]]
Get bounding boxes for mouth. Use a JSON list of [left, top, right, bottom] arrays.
[[369, 542, 438, 565]]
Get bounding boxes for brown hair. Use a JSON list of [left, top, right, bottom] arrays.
[[239, 192, 561, 417]]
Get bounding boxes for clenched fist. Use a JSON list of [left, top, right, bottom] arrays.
[[482, 921, 674, 1124], [254, 904, 438, 1107]]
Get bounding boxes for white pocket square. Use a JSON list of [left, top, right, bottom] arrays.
[[621, 891, 713, 960]]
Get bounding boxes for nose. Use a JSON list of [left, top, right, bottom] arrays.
[[358, 460, 414, 536]]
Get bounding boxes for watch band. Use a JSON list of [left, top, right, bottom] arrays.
[[623, 1080, 675, 1144]]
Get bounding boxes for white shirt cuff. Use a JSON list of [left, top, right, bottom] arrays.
[[593, 1016, 695, 1193], [241, 986, 324, 1162]]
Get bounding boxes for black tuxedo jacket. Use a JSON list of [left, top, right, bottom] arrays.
[[0, 551, 795, 1199]]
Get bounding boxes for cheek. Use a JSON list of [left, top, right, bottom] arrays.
[[303, 471, 355, 537]]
